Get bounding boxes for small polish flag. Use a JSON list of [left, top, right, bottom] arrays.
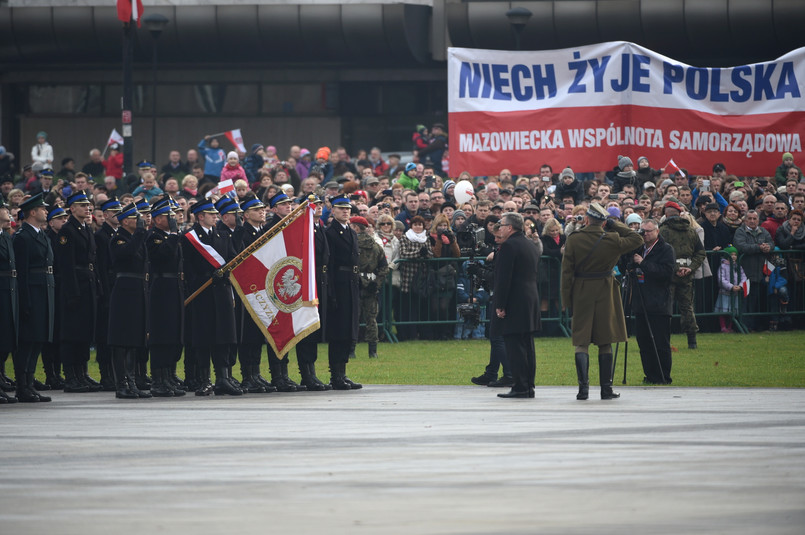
[[107, 128, 124, 147], [218, 178, 235, 195], [741, 279, 750, 297], [763, 259, 775, 276], [664, 158, 685, 178], [224, 129, 247, 153]]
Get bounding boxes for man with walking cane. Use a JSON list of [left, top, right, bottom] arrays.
[[629, 219, 676, 384]]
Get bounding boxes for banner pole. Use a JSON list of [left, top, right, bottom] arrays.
[[183, 200, 310, 306]]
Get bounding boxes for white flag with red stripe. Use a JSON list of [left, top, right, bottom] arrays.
[[741, 279, 750, 297], [185, 229, 226, 268], [664, 158, 685, 178], [107, 128, 124, 147], [763, 259, 775, 276], [218, 178, 235, 195], [229, 206, 319, 358], [224, 129, 247, 153]]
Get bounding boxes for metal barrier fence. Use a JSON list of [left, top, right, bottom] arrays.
[[367, 249, 805, 343]]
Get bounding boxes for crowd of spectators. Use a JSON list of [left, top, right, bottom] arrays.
[[1, 129, 804, 338]]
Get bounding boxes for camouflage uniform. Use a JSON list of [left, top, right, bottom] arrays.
[[357, 232, 389, 354], [659, 216, 706, 341]]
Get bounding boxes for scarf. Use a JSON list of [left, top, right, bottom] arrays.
[[405, 228, 427, 243]]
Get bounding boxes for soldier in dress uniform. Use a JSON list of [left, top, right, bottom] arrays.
[[40, 205, 68, 390], [264, 191, 305, 391], [94, 197, 122, 391], [146, 198, 186, 397], [0, 202, 19, 403], [231, 195, 275, 393], [56, 190, 101, 393], [107, 203, 152, 399], [181, 200, 241, 396], [294, 196, 332, 391], [561, 203, 643, 401], [324, 195, 362, 390], [12, 193, 54, 402], [213, 197, 244, 391], [132, 199, 153, 389]]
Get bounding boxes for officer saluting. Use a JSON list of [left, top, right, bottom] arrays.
[[56, 190, 101, 393], [294, 196, 332, 391], [146, 197, 186, 397], [107, 203, 152, 399], [324, 194, 362, 390], [561, 202, 643, 401], [12, 193, 54, 402]]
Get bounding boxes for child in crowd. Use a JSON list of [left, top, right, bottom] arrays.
[[220, 151, 247, 185], [635, 156, 662, 185], [131, 172, 164, 201], [766, 249, 791, 332], [715, 246, 747, 333]]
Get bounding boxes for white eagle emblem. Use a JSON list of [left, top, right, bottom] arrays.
[[278, 269, 301, 299]]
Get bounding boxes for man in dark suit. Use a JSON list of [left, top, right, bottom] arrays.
[[0, 202, 19, 403], [295, 196, 332, 391], [56, 191, 101, 393], [146, 198, 186, 397], [493, 212, 541, 399], [93, 197, 122, 391], [630, 218, 676, 384], [107, 203, 152, 399], [324, 195, 362, 390], [12, 193, 54, 402], [181, 200, 241, 396]]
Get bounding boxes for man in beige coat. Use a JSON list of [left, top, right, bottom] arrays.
[[561, 203, 643, 400]]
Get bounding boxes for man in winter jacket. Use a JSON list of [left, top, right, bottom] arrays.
[[734, 210, 773, 329]]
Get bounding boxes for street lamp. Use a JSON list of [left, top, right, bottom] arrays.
[[506, 7, 532, 50], [143, 13, 169, 166]]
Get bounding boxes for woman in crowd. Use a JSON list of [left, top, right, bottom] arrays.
[[398, 215, 433, 341], [179, 174, 198, 200]]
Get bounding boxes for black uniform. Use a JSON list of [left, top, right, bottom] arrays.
[[181, 222, 238, 395], [94, 221, 118, 389], [12, 222, 55, 401], [40, 226, 62, 388], [55, 215, 99, 390], [324, 219, 362, 389], [295, 217, 331, 390], [217, 219, 240, 370], [147, 226, 186, 395], [107, 226, 151, 398], [0, 229, 17, 403]]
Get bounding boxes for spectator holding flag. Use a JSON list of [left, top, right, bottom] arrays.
[[198, 135, 226, 185]]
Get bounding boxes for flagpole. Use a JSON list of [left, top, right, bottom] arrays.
[[207, 131, 228, 138], [184, 199, 311, 306]]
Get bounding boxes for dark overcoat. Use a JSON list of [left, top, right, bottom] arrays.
[[493, 231, 541, 336], [147, 227, 184, 346], [313, 220, 330, 340], [107, 227, 148, 348], [632, 236, 676, 316], [181, 223, 237, 346], [324, 220, 359, 342], [55, 215, 97, 342], [0, 231, 18, 351], [232, 223, 269, 344], [13, 222, 55, 343], [93, 222, 117, 344], [561, 220, 643, 346]]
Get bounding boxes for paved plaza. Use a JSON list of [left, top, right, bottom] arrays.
[[2, 385, 804, 534]]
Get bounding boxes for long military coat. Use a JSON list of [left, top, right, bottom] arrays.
[[324, 220, 360, 342], [147, 227, 184, 346], [0, 231, 18, 352], [13, 222, 55, 343], [94, 222, 117, 345], [56, 215, 97, 342], [561, 220, 643, 346], [107, 227, 148, 348]]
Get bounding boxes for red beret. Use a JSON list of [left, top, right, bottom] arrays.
[[349, 216, 369, 227], [664, 201, 683, 212]]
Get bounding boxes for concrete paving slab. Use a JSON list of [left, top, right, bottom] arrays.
[[1, 385, 804, 534]]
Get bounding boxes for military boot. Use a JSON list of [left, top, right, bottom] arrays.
[[195, 367, 214, 396], [63, 365, 90, 393], [44, 360, 65, 390], [300, 361, 327, 391], [368, 342, 378, 359], [214, 367, 243, 396], [253, 363, 276, 393], [150, 369, 174, 398], [184, 354, 199, 392], [342, 361, 362, 390], [575, 352, 590, 400], [126, 354, 151, 399], [98, 357, 117, 392], [14, 373, 40, 403], [269, 356, 296, 392], [79, 362, 102, 392], [134, 359, 151, 391], [0, 354, 15, 391], [169, 363, 186, 391], [112, 352, 138, 399], [0, 386, 17, 403], [329, 360, 351, 391], [26, 372, 51, 402], [599, 353, 620, 400], [282, 358, 305, 391], [240, 365, 267, 394]]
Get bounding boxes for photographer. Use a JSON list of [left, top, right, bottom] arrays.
[[630, 219, 676, 384]]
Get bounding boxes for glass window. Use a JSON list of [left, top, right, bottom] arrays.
[[28, 85, 102, 114], [262, 84, 324, 114]]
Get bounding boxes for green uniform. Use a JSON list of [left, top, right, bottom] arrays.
[[561, 220, 643, 346], [357, 232, 389, 345], [659, 217, 705, 335]]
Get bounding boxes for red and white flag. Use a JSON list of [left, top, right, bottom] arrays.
[[185, 229, 226, 268], [741, 279, 750, 297], [107, 128, 124, 147], [224, 129, 247, 153], [117, 0, 144, 27], [229, 206, 319, 358], [218, 178, 235, 195], [664, 158, 685, 178], [763, 259, 775, 276]]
